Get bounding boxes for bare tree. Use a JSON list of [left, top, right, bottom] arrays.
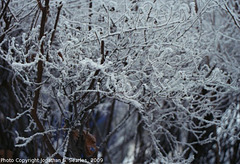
[[0, 0, 239, 163]]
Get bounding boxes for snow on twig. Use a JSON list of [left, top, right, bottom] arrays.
[[15, 128, 69, 147]]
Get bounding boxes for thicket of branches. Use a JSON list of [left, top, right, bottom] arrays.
[[0, 0, 240, 163]]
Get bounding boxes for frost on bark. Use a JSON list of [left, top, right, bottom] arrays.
[[0, 0, 240, 163]]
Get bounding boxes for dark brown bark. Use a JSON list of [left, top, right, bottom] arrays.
[[50, 3, 62, 45], [0, 0, 11, 19], [88, 0, 92, 31], [30, 0, 62, 159]]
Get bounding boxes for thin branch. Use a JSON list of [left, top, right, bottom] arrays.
[[36, 0, 43, 10], [224, 3, 240, 29], [102, 99, 115, 163], [30, 0, 62, 159], [194, 0, 198, 13], [176, 0, 211, 41], [90, 115, 112, 163], [80, 40, 105, 101], [0, 0, 11, 19], [99, 108, 136, 148], [50, 3, 63, 45]]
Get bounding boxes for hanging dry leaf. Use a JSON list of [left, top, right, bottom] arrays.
[[83, 130, 98, 157]]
